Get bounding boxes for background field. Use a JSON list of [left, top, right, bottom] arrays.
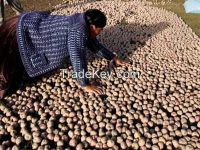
[[4, 0, 200, 36]]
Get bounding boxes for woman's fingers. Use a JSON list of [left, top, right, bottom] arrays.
[[121, 60, 131, 65], [92, 89, 99, 95], [94, 86, 103, 95], [114, 57, 131, 66], [83, 85, 104, 95], [124, 61, 131, 66], [98, 87, 104, 94]]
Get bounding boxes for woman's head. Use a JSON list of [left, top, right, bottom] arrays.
[[84, 9, 107, 38]]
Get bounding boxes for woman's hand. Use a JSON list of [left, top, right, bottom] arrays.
[[82, 84, 104, 95], [113, 56, 130, 66]]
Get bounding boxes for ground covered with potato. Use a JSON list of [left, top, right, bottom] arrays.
[[0, 0, 200, 149]]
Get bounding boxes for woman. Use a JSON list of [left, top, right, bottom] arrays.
[[0, 9, 129, 99]]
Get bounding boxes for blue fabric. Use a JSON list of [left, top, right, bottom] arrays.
[[16, 11, 116, 86]]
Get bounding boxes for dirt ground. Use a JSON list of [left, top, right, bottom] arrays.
[[4, 0, 65, 18]]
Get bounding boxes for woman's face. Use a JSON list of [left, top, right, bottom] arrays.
[[90, 25, 103, 38]]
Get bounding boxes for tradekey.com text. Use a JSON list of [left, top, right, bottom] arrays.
[[60, 69, 140, 79]]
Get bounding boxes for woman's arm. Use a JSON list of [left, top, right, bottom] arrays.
[[87, 38, 130, 66], [68, 26, 104, 95], [87, 38, 116, 60], [68, 26, 90, 87]]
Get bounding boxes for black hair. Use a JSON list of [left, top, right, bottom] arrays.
[[84, 9, 107, 28]]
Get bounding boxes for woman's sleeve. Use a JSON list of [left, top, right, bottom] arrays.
[[68, 26, 90, 87], [87, 38, 116, 61]]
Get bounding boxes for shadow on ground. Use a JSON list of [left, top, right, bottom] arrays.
[[85, 21, 170, 88], [101, 21, 170, 60]]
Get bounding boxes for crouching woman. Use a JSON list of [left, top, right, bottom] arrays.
[[0, 9, 129, 99]]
